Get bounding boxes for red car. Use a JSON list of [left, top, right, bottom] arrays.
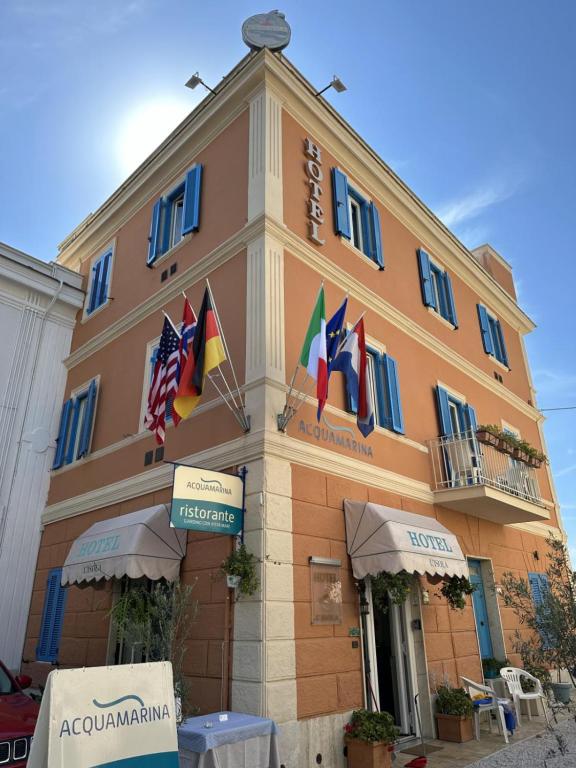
[[0, 661, 39, 767]]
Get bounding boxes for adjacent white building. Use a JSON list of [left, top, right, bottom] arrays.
[[0, 242, 83, 671]]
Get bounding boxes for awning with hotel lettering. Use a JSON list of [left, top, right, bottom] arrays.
[[344, 500, 468, 580], [61, 505, 187, 585]]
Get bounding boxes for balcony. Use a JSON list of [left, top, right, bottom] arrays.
[[428, 430, 550, 524]]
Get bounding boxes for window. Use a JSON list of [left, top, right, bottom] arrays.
[[86, 248, 112, 316], [332, 167, 384, 268], [346, 347, 404, 433], [477, 304, 509, 366], [435, 386, 477, 437], [36, 568, 67, 663], [417, 249, 458, 326], [52, 379, 98, 469], [147, 164, 203, 267], [528, 572, 552, 649]]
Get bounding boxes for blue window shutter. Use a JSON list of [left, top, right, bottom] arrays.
[[147, 199, 162, 266], [477, 304, 494, 355], [369, 202, 384, 269], [436, 386, 452, 436], [383, 354, 404, 433], [97, 251, 111, 307], [495, 320, 509, 366], [417, 249, 435, 308], [65, 398, 82, 465], [443, 272, 458, 327], [88, 259, 102, 314], [332, 168, 351, 239], [529, 573, 551, 649], [52, 399, 72, 470], [77, 380, 98, 459], [182, 165, 203, 235], [36, 568, 67, 663], [464, 404, 477, 433]]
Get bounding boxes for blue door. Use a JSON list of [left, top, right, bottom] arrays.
[[468, 560, 494, 659]]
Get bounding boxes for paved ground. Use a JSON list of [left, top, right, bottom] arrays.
[[398, 710, 575, 768], [466, 716, 576, 767]]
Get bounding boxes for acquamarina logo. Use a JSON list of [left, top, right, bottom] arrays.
[[298, 414, 373, 457], [185, 476, 232, 495], [58, 694, 170, 738]]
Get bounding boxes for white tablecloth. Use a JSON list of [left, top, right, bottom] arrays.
[[178, 712, 280, 768]]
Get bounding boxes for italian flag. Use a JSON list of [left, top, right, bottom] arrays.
[[300, 286, 328, 417]]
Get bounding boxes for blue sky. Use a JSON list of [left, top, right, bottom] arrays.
[[1, 1, 574, 545]]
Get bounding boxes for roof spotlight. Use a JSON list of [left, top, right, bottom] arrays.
[[315, 75, 347, 97], [185, 72, 216, 95]]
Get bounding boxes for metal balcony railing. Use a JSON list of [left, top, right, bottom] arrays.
[[428, 429, 543, 506]]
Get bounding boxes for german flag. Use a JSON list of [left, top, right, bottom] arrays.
[[173, 287, 226, 419]]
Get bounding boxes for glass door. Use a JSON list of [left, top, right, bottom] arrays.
[[372, 592, 415, 736]]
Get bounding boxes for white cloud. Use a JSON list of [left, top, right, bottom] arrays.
[[435, 179, 518, 229]]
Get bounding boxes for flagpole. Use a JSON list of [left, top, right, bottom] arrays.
[[205, 279, 250, 431], [161, 310, 181, 337], [207, 373, 249, 432]]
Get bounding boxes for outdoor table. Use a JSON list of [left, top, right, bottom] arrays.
[[178, 711, 281, 768]]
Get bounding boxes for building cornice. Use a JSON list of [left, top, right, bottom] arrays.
[[63, 216, 262, 369]]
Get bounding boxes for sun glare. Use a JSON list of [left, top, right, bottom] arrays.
[[116, 99, 192, 176]]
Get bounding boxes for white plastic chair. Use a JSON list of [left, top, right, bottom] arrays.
[[461, 676, 509, 743], [499, 667, 550, 727]]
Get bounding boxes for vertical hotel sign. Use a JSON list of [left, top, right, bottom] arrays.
[[170, 465, 244, 535], [305, 137, 325, 245]]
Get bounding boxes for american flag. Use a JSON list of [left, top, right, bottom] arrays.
[[144, 316, 180, 445], [172, 298, 197, 427]]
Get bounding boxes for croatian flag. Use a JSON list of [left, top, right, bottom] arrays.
[[331, 317, 375, 437]]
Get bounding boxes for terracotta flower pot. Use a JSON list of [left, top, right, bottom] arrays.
[[345, 737, 394, 768], [477, 430, 498, 447], [435, 714, 474, 743]]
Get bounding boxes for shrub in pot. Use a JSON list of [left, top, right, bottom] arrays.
[[344, 709, 399, 768], [482, 657, 509, 680], [435, 684, 474, 743]]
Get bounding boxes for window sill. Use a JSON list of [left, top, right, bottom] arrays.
[[426, 306, 456, 330], [148, 234, 190, 270], [339, 236, 381, 270], [488, 354, 510, 372], [82, 298, 111, 324]]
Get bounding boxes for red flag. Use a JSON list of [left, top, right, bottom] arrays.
[[144, 316, 180, 445], [172, 298, 197, 427]]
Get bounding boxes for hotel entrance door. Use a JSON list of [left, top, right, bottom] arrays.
[[371, 591, 416, 737]]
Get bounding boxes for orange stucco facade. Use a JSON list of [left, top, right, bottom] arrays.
[[22, 50, 562, 765]]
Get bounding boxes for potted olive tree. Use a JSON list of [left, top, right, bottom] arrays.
[[344, 709, 399, 768], [434, 684, 474, 742], [501, 535, 576, 705]]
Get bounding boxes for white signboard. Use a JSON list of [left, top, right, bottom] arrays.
[[170, 465, 244, 535], [28, 661, 178, 768]]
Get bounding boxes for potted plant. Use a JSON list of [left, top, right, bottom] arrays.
[[497, 431, 517, 456], [344, 709, 399, 768], [476, 424, 500, 448], [513, 440, 532, 463], [434, 684, 474, 742], [220, 542, 260, 598], [482, 657, 509, 680], [439, 575, 476, 610], [370, 571, 412, 612]]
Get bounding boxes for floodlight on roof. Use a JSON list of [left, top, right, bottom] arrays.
[[315, 75, 347, 97], [185, 72, 216, 95]]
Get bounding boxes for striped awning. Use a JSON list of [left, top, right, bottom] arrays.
[[344, 500, 468, 580], [61, 505, 186, 585]]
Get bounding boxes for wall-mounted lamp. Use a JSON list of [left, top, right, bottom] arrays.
[[185, 72, 216, 94], [315, 75, 347, 97], [533, 550, 540, 561], [359, 594, 370, 616], [495, 584, 503, 595], [421, 589, 430, 605]]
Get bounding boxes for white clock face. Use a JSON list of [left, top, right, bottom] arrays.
[[242, 11, 291, 51]]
